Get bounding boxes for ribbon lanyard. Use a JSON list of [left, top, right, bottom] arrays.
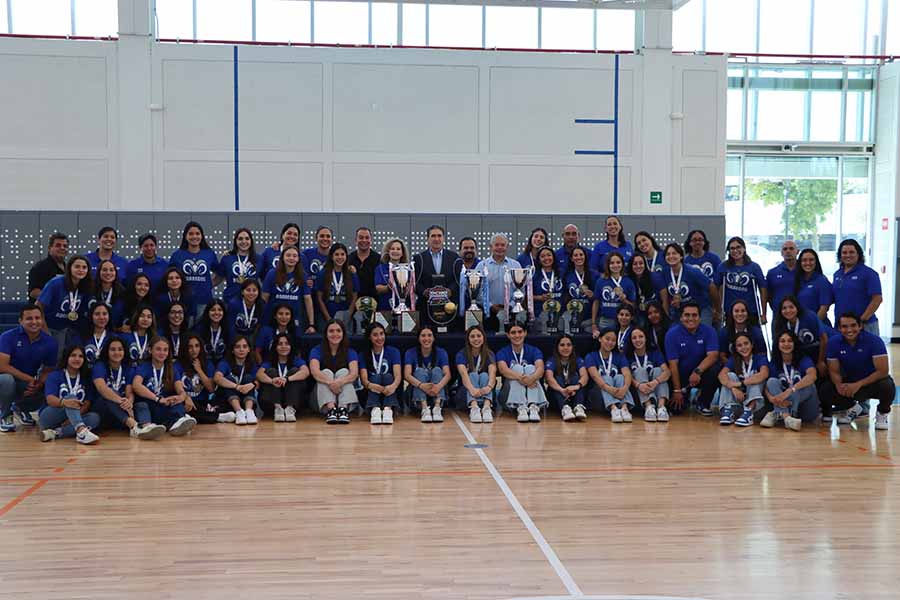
[[210, 327, 222, 351], [562, 364, 570, 381], [474, 354, 482, 373], [649, 252, 657, 272], [574, 269, 585, 289], [236, 364, 245, 384], [93, 331, 107, 352], [333, 271, 344, 295], [789, 320, 800, 335], [171, 334, 180, 357], [134, 332, 147, 359], [784, 363, 796, 385], [168, 291, 179, 303], [611, 275, 623, 288], [512, 348, 525, 368], [278, 362, 289, 378], [670, 266, 683, 292], [243, 302, 255, 328], [237, 255, 250, 277], [742, 357, 753, 376], [617, 328, 628, 349], [542, 270, 555, 292], [112, 366, 123, 391], [102, 288, 112, 304], [599, 351, 614, 375], [372, 349, 385, 374], [152, 364, 164, 392], [64, 370, 80, 397], [635, 352, 649, 373], [68, 289, 80, 311]]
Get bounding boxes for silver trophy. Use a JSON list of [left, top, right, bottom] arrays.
[[463, 268, 484, 330], [389, 262, 418, 333], [506, 266, 534, 327]]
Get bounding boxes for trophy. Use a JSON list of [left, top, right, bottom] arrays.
[[564, 299, 585, 334], [425, 286, 456, 334], [389, 262, 419, 334], [542, 300, 562, 335], [462, 268, 484, 330], [505, 266, 534, 328], [352, 296, 377, 335]]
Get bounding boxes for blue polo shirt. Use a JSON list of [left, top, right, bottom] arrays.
[[796, 273, 834, 316], [826, 330, 887, 383], [0, 326, 58, 377], [585, 350, 629, 378], [496, 344, 543, 369], [664, 323, 719, 379], [85, 251, 129, 278], [358, 346, 402, 376], [593, 276, 637, 319], [832, 264, 881, 325], [768, 355, 815, 390], [589, 240, 633, 273], [169, 249, 220, 306], [684, 252, 722, 279], [126, 256, 168, 291], [715, 261, 767, 314], [717, 326, 766, 357], [218, 253, 263, 304], [766, 262, 799, 310], [651, 264, 711, 312]]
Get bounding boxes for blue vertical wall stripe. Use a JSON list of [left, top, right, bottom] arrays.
[[233, 45, 240, 212], [613, 53, 619, 214]]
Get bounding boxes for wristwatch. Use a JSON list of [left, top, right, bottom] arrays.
[[693, 368, 702, 375]]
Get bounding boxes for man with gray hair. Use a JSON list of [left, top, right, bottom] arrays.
[[474, 234, 521, 332], [554, 224, 583, 277]]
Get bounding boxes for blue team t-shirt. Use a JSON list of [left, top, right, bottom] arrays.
[[589, 240, 633, 273], [120, 331, 152, 366], [358, 346, 402, 376], [724, 353, 769, 378], [454, 349, 496, 372], [260, 356, 307, 373], [652, 265, 711, 312], [215, 359, 258, 386], [302, 248, 330, 282], [135, 361, 184, 396], [92, 361, 134, 397], [45, 369, 92, 403], [262, 271, 311, 328], [38, 276, 92, 330], [532, 269, 565, 317], [545, 356, 585, 378], [308, 345, 360, 369], [768, 355, 815, 390], [85, 252, 129, 278], [75, 330, 114, 368], [626, 349, 667, 378], [584, 350, 630, 378], [593, 276, 637, 319], [226, 298, 264, 340], [826, 330, 887, 383], [169, 248, 219, 306], [717, 326, 766, 357], [314, 269, 360, 316], [403, 347, 450, 370], [126, 256, 168, 290], [715, 261, 767, 314], [218, 253, 263, 304], [495, 344, 544, 369], [684, 252, 722, 280], [179, 359, 216, 402], [254, 326, 297, 356]]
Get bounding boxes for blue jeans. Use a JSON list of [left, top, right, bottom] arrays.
[[103, 398, 153, 427], [149, 401, 186, 428], [0, 374, 46, 418], [765, 378, 819, 420], [596, 374, 635, 409], [547, 372, 586, 409], [631, 366, 670, 405], [38, 405, 101, 438], [503, 364, 548, 408], [719, 372, 763, 409], [366, 372, 400, 409], [412, 367, 447, 403], [464, 371, 492, 407]]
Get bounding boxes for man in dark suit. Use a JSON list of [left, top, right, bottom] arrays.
[[413, 225, 460, 331]]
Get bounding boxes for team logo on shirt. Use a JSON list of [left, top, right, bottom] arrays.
[[181, 374, 202, 399], [778, 370, 802, 390], [698, 262, 715, 277], [568, 283, 587, 298], [60, 295, 82, 314], [276, 282, 300, 296], [270, 256, 281, 271], [600, 286, 617, 303], [182, 259, 209, 277], [235, 312, 259, 331], [231, 261, 257, 279], [725, 271, 751, 287], [371, 359, 390, 375], [597, 361, 620, 378], [797, 328, 816, 345], [540, 278, 563, 295], [309, 259, 325, 275], [666, 283, 690, 298], [205, 338, 226, 360], [84, 343, 101, 365], [106, 374, 125, 394], [59, 380, 86, 402], [128, 341, 145, 361]]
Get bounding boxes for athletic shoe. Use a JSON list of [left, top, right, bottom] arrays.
[[517, 405, 529, 423], [784, 415, 802, 431], [698, 406, 714, 417], [481, 407, 494, 423], [76, 428, 99, 445], [370, 407, 383, 424], [857, 402, 871, 420], [381, 407, 394, 424], [875, 413, 890, 430], [644, 404, 657, 422], [735, 408, 753, 427], [15, 410, 35, 426], [421, 407, 433, 423], [235, 409, 247, 425], [0, 415, 15, 433], [719, 406, 735, 426], [217, 412, 236, 423], [284, 407, 297, 422], [656, 407, 670, 422], [528, 404, 541, 422], [574, 404, 587, 421], [325, 408, 338, 424], [169, 415, 196, 436], [470, 407, 483, 423], [611, 407, 623, 423], [274, 406, 286, 422], [137, 423, 166, 440], [337, 407, 350, 424], [432, 407, 444, 422], [561, 405, 575, 422], [245, 410, 258, 425], [822, 414, 833, 425], [844, 402, 865, 423], [836, 411, 851, 425], [620, 406, 633, 423], [760, 411, 778, 428], [40, 429, 57, 442]]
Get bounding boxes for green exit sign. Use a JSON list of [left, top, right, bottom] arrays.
[[650, 191, 663, 204]]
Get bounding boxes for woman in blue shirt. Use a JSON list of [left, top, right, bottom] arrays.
[[404, 325, 452, 423], [39, 345, 101, 444], [590, 215, 634, 273], [715, 236, 767, 323], [683, 229, 722, 280], [120, 273, 153, 333], [455, 325, 497, 422], [761, 330, 819, 431], [516, 227, 549, 269], [132, 336, 197, 436], [256, 332, 309, 424], [262, 246, 315, 334], [532, 246, 564, 319], [794, 248, 834, 327], [260, 222, 301, 281], [37, 255, 94, 350], [496, 323, 547, 423], [160, 301, 188, 359], [624, 326, 671, 422], [654, 243, 719, 327], [254, 304, 299, 364], [154, 267, 196, 328], [227, 279, 264, 344], [219, 227, 262, 305], [194, 300, 228, 364], [562, 246, 596, 330], [586, 328, 634, 422], [314, 243, 359, 328], [772, 295, 827, 377], [717, 299, 766, 363], [374, 238, 411, 312], [717, 332, 769, 427], [309, 319, 359, 424], [633, 231, 663, 273], [832, 238, 882, 335], [213, 335, 259, 426], [123, 305, 156, 366], [627, 254, 658, 327], [76, 302, 114, 369], [359, 322, 402, 425], [591, 251, 636, 336], [169, 221, 221, 321], [544, 334, 588, 422], [92, 259, 127, 329], [177, 333, 219, 424]]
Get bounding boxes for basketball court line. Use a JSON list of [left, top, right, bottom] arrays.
[[0, 479, 48, 518]]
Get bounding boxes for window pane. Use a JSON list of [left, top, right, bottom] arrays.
[[866, 0, 883, 55], [842, 158, 869, 252], [256, 0, 310, 43], [196, 0, 251, 40], [759, 0, 810, 55], [11, 0, 71, 35], [706, 0, 754, 53], [371, 3, 398, 46], [315, 1, 367, 45], [485, 6, 537, 49], [402, 3, 425, 46], [429, 4, 482, 48], [74, 0, 117, 37], [812, 0, 864, 55], [754, 91, 805, 141], [809, 92, 841, 142], [725, 156, 742, 240], [596, 9, 634, 51], [541, 8, 593, 50], [155, 0, 193, 39], [672, 0, 702, 52], [727, 88, 743, 140], [0, 1, 8, 34]]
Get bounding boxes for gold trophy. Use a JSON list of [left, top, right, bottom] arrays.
[[352, 296, 377, 335], [543, 299, 562, 335], [565, 299, 585, 334]]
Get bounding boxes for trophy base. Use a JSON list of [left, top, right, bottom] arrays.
[[437, 326, 448, 334], [464, 309, 483, 331], [390, 310, 420, 334], [374, 311, 391, 332]]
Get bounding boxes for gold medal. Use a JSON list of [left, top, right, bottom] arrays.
[[614, 286, 623, 296], [580, 284, 590, 296], [67, 311, 79, 321], [673, 294, 682, 304], [237, 275, 246, 284]]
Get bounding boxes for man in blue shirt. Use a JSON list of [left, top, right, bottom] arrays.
[[765, 239, 798, 315], [126, 233, 168, 289], [664, 302, 720, 416], [0, 305, 59, 432], [554, 224, 585, 277], [85, 226, 130, 277], [821, 312, 893, 430], [474, 235, 522, 332]]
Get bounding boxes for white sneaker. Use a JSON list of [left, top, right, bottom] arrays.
[[218, 412, 236, 423], [875, 413, 890, 430], [284, 407, 297, 422], [656, 406, 670, 422], [421, 407, 433, 423], [370, 407, 383, 424], [644, 404, 657, 422], [528, 404, 541, 422], [274, 406, 286, 422], [574, 404, 587, 421], [517, 405, 529, 423], [843, 402, 865, 423], [470, 407, 482, 423], [835, 411, 851, 425], [481, 407, 494, 423], [784, 415, 802, 431], [235, 409, 247, 425], [760, 411, 778, 428], [611, 407, 623, 423], [40, 429, 57, 442], [432, 406, 444, 422], [620, 406, 633, 423], [381, 407, 394, 424], [76, 427, 99, 445], [136, 423, 166, 440], [245, 410, 258, 425], [561, 405, 575, 422], [169, 415, 196, 436]]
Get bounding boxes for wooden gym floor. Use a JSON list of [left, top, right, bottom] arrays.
[[1, 349, 900, 599]]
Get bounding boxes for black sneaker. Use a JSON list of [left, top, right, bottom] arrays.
[[337, 407, 350, 424], [325, 408, 338, 424], [15, 410, 35, 426]]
